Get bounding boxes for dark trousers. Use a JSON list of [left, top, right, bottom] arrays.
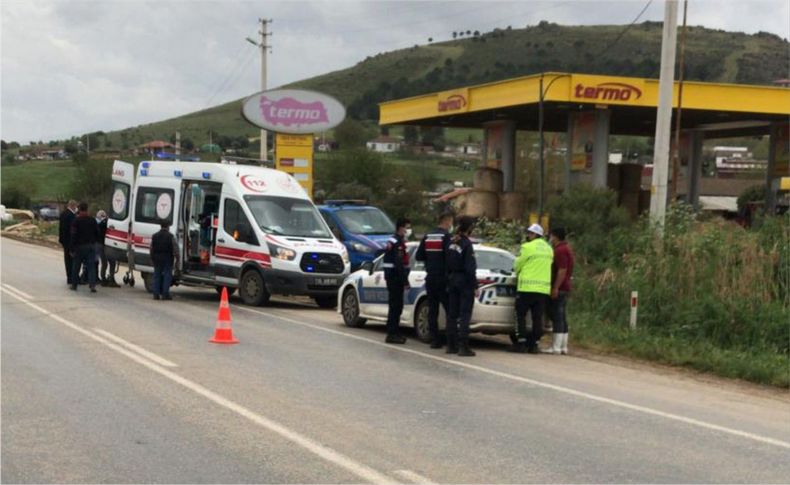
[[62, 246, 74, 284], [447, 279, 474, 344], [548, 291, 569, 333], [515, 292, 545, 348], [426, 276, 448, 341], [72, 245, 97, 288], [386, 279, 405, 336], [153, 261, 174, 297]]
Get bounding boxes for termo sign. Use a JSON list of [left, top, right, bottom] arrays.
[[574, 82, 642, 102]]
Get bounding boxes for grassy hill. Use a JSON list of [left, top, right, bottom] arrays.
[[89, 22, 788, 149]]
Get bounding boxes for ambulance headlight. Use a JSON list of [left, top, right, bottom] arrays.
[[268, 243, 296, 261], [350, 242, 374, 254]]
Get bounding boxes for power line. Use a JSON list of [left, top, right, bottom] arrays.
[[204, 26, 260, 107], [598, 0, 653, 56], [205, 46, 258, 107]]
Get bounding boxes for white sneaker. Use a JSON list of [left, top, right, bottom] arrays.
[[560, 333, 569, 354]]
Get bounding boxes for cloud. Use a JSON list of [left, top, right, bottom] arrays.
[[1, 0, 787, 142]]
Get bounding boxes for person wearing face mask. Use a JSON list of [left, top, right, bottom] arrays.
[[415, 212, 453, 349], [511, 223, 553, 354], [383, 217, 412, 344], [94, 210, 119, 287], [445, 216, 477, 357]]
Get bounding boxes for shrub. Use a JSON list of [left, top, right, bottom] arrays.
[[1, 185, 32, 209], [546, 184, 631, 265]]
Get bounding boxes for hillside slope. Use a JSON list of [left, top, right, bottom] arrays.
[[103, 21, 789, 147]]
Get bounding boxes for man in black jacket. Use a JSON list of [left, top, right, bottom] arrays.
[[150, 222, 178, 301], [383, 217, 412, 344], [70, 202, 98, 292], [446, 216, 477, 357], [415, 212, 453, 349], [58, 199, 78, 285]]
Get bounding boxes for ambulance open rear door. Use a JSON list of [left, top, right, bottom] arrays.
[[107, 160, 136, 286]]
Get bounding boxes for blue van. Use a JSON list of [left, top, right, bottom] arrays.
[[318, 201, 395, 271]]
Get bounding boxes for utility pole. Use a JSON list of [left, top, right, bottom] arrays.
[[247, 18, 272, 162], [649, 0, 679, 230], [670, 0, 688, 200]]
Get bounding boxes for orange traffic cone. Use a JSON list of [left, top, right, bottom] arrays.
[[210, 287, 239, 344]]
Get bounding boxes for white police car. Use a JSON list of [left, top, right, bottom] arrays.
[[338, 242, 518, 342]]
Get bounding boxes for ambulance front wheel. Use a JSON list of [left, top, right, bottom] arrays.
[[239, 269, 270, 306]]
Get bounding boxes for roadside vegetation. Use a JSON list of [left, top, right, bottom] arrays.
[[480, 186, 790, 388]]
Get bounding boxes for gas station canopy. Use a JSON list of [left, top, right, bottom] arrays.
[[379, 72, 790, 138]]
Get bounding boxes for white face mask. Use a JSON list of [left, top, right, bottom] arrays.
[[404, 228, 413, 239]]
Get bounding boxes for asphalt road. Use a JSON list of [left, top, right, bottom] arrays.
[[2, 238, 789, 484]]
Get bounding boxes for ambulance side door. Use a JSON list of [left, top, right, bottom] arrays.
[[215, 196, 263, 286], [131, 175, 181, 269]]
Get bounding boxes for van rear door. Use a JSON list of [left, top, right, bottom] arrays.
[[106, 160, 135, 259]]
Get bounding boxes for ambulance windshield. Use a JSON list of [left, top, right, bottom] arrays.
[[244, 195, 331, 239]]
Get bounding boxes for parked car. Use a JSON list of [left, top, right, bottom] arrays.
[[318, 200, 395, 271], [338, 242, 518, 342], [34, 205, 59, 221]]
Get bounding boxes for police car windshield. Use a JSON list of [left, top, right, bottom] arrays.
[[244, 196, 331, 238], [476, 249, 515, 273], [335, 208, 394, 235]]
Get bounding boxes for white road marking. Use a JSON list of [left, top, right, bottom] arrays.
[[2, 283, 33, 300], [0, 288, 397, 484], [93, 328, 178, 368], [392, 469, 437, 484], [239, 306, 790, 451]]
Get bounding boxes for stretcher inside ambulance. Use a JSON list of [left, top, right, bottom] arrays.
[[105, 160, 350, 307]]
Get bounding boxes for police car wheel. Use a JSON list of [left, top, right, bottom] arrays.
[[239, 269, 270, 306], [341, 288, 366, 327], [141, 272, 153, 293], [414, 300, 432, 343]]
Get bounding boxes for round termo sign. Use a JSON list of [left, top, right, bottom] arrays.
[[241, 89, 346, 135]]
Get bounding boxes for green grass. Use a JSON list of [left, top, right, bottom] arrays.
[[572, 310, 790, 388], [1, 160, 78, 202]]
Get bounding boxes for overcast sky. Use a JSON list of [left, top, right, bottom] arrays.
[[1, 0, 788, 143]]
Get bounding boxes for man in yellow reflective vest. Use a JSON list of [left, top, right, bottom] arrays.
[[510, 223, 553, 353]]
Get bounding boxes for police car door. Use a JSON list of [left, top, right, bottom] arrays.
[[358, 255, 389, 318], [106, 161, 134, 260]]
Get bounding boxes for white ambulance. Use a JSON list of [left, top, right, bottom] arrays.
[[105, 160, 349, 307]]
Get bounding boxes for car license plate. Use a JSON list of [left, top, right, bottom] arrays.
[[314, 278, 338, 286]]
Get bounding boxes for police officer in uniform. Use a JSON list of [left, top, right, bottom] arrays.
[[511, 223, 554, 353], [415, 212, 453, 349], [383, 217, 412, 344], [445, 216, 477, 357]]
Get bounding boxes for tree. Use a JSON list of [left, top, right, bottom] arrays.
[[473, 30, 480, 36], [0, 140, 6, 150], [333, 118, 374, 149], [420, 126, 446, 152], [182, 138, 194, 151], [428, 37, 433, 43], [403, 125, 419, 145], [452, 32, 457, 39]]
